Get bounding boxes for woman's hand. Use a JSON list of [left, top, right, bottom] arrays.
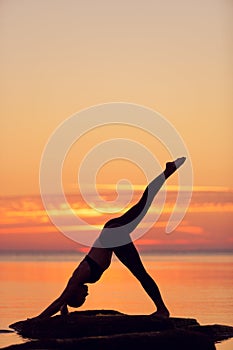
[[60, 304, 69, 316]]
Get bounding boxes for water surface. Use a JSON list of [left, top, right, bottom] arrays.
[[0, 252, 232, 349]]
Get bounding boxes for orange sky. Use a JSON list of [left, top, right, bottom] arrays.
[[0, 188, 232, 252], [0, 1, 232, 252], [1, 0, 232, 196]]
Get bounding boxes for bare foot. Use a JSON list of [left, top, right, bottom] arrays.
[[151, 309, 170, 318], [165, 157, 186, 178]]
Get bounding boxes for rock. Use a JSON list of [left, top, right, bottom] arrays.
[[5, 310, 233, 350], [189, 324, 233, 343], [0, 329, 14, 334], [9, 309, 198, 339], [2, 329, 216, 350]]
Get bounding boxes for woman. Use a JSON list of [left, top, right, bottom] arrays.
[[35, 157, 186, 319]]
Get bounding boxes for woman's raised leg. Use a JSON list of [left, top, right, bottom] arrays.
[[104, 157, 186, 234]]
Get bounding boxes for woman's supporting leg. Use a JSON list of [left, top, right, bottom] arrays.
[[113, 242, 169, 316]]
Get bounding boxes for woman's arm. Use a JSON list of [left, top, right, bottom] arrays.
[[33, 262, 90, 319], [35, 276, 77, 319], [36, 296, 65, 319]]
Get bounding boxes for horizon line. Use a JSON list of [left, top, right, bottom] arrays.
[[1, 249, 232, 255], [1, 185, 233, 199]]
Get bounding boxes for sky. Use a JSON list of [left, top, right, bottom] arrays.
[[0, 189, 232, 252], [0, 0, 232, 252]]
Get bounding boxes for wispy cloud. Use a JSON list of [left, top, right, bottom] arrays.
[[0, 188, 232, 251]]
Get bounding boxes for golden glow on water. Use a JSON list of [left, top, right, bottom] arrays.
[[0, 253, 232, 349]]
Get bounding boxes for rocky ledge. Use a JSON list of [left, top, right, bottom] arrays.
[[3, 310, 233, 350]]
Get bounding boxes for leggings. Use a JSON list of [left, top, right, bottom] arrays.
[[100, 171, 167, 306], [99, 172, 166, 247]]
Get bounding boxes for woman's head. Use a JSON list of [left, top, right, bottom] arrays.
[[67, 284, 88, 308]]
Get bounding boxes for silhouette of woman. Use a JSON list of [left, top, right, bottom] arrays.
[[35, 157, 186, 319]]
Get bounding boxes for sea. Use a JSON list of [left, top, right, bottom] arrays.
[[0, 251, 232, 349]]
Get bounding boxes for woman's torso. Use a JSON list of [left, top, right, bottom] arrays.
[[87, 244, 113, 270]]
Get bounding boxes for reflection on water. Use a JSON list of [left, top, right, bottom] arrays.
[[0, 252, 232, 349]]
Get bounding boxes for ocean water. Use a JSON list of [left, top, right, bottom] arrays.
[[0, 252, 232, 349]]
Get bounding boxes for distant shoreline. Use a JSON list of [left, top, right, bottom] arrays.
[[1, 249, 232, 254], [0, 249, 232, 262]]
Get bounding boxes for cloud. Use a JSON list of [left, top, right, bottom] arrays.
[[175, 226, 204, 234], [0, 189, 232, 251]]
